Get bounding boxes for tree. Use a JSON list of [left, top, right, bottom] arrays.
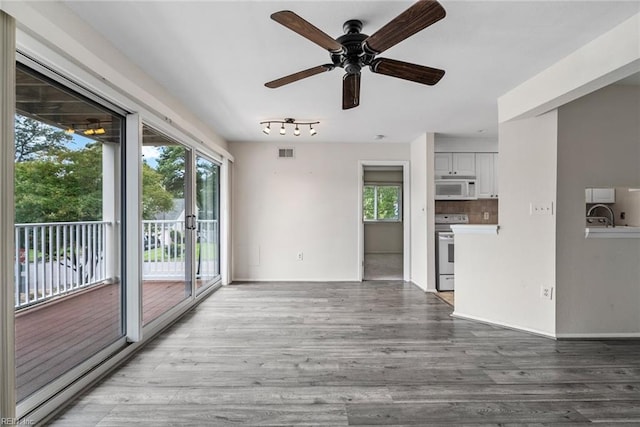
[[142, 163, 174, 219], [14, 115, 71, 162], [155, 146, 185, 197], [14, 143, 103, 223]]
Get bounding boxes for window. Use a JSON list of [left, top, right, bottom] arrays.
[[363, 184, 402, 221]]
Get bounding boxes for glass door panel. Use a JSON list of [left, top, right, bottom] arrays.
[[141, 126, 191, 325], [195, 155, 220, 290], [14, 65, 124, 402]]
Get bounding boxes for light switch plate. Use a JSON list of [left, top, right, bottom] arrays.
[[530, 202, 554, 215]]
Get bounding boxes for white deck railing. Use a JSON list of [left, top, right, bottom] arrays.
[[14, 221, 109, 309], [14, 219, 219, 309], [142, 219, 219, 279]]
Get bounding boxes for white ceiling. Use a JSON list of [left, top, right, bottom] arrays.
[[63, 1, 640, 144]]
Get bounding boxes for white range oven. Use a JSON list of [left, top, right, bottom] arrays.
[[435, 214, 468, 291]]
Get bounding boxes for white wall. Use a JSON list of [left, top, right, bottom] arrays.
[[499, 13, 640, 123], [556, 84, 640, 337], [410, 135, 428, 290], [453, 111, 558, 337], [230, 141, 410, 281]]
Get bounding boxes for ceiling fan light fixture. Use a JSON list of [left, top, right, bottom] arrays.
[[83, 128, 95, 136], [265, 1, 447, 109], [94, 126, 106, 135]]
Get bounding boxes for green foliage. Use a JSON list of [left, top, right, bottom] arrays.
[[363, 185, 400, 221], [196, 158, 219, 220], [363, 186, 375, 220], [155, 146, 186, 198], [142, 163, 174, 219], [15, 144, 103, 223], [377, 186, 400, 220], [14, 115, 72, 162]]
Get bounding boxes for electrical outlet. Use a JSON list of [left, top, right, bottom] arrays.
[[541, 286, 554, 300], [483, 212, 490, 220], [530, 202, 554, 216], [297, 252, 304, 261]]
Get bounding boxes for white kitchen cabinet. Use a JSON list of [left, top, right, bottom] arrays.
[[435, 153, 476, 177], [585, 187, 615, 203], [475, 153, 498, 199]]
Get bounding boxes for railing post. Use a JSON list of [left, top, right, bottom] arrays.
[[103, 142, 118, 282]]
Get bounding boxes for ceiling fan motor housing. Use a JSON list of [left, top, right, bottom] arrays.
[[331, 20, 375, 75]]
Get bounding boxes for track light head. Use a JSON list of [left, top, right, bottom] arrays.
[[263, 123, 271, 135], [309, 125, 317, 136], [280, 124, 286, 135], [294, 125, 300, 136]]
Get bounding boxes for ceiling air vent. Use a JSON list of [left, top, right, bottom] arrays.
[[278, 147, 295, 159]]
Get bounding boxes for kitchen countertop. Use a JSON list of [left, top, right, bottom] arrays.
[[585, 226, 640, 238], [451, 224, 499, 235]]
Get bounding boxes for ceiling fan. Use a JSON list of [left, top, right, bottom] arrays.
[[265, 0, 446, 110]]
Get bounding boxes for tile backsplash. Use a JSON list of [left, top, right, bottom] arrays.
[[435, 199, 499, 224]]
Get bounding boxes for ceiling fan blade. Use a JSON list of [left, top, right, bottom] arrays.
[[370, 58, 444, 85], [363, 0, 446, 55], [271, 11, 344, 53], [265, 65, 334, 89], [343, 73, 361, 110]]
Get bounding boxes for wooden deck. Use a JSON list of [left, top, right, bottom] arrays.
[[15, 280, 187, 401]]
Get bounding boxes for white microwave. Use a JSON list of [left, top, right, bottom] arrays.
[[435, 179, 477, 200]]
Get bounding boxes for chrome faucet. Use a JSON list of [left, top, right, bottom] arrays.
[[587, 203, 615, 227]]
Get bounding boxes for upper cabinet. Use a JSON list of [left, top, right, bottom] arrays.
[[434, 152, 476, 177], [585, 188, 615, 203], [476, 153, 499, 199]]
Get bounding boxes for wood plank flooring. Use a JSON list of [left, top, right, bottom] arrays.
[[47, 281, 640, 426]]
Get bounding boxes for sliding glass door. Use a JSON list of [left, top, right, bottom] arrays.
[[14, 64, 125, 403], [141, 126, 192, 325], [195, 155, 221, 291]]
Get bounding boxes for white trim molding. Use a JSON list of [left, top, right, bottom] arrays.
[[451, 311, 557, 340], [0, 10, 16, 420], [357, 160, 411, 282]]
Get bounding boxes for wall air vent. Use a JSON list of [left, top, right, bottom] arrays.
[[278, 148, 295, 159]]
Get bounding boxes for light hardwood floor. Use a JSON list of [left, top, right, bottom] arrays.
[[48, 281, 640, 426]]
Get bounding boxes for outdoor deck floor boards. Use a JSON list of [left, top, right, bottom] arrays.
[[47, 281, 640, 426], [16, 280, 186, 401]]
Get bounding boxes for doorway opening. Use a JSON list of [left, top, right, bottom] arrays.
[[361, 164, 406, 281]]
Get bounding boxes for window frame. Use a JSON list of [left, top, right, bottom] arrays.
[[363, 183, 403, 223]]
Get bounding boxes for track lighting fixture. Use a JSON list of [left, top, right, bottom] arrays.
[[260, 118, 320, 137]]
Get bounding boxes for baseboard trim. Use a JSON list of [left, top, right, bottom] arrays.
[[451, 311, 557, 339], [556, 332, 640, 339]]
